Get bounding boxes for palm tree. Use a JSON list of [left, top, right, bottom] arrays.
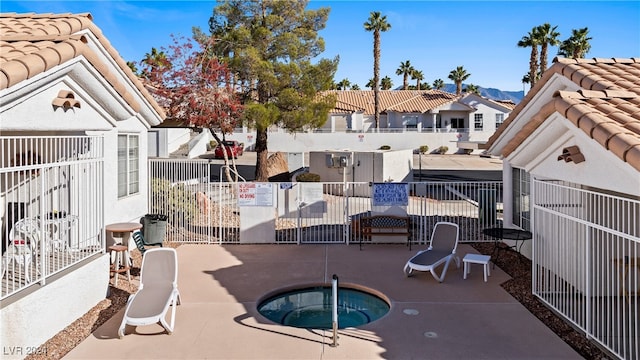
[[421, 82, 432, 90], [336, 78, 351, 90], [522, 74, 531, 93], [448, 66, 471, 95], [351, 84, 361, 90], [141, 47, 170, 81], [366, 78, 375, 89], [433, 78, 445, 90], [395, 60, 413, 90], [464, 84, 480, 95], [364, 11, 391, 129], [537, 23, 561, 73], [558, 27, 592, 58], [411, 69, 424, 90], [517, 27, 540, 88], [126, 61, 138, 75], [380, 76, 393, 90]]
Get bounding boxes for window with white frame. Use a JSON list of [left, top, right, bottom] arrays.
[[118, 134, 139, 198], [512, 167, 531, 231], [495, 113, 504, 128], [474, 114, 484, 130]]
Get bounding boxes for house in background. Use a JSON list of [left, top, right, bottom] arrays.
[[0, 12, 165, 357], [163, 90, 517, 157], [321, 89, 516, 134], [283, 89, 513, 154], [486, 57, 639, 359]]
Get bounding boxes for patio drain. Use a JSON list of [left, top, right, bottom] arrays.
[[403, 309, 419, 315], [424, 331, 438, 338]]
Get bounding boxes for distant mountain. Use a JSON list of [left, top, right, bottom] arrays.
[[442, 84, 524, 104]]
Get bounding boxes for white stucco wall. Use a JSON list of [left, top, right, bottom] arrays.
[[507, 115, 640, 197], [102, 123, 151, 226], [308, 150, 413, 196], [1, 256, 110, 360], [224, 130, 494, 155]]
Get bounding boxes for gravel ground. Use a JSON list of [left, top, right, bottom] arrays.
[[27, 242, 612, 360]]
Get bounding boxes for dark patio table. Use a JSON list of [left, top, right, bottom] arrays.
[[482, 227, 532, 266]]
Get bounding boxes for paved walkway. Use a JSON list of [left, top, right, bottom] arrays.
[[65, 244, 580, 359]]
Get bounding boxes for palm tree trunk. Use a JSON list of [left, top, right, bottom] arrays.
[[529, 47, 538, 88], [373, 31, 380, 130], [540, 44, 548, 73]]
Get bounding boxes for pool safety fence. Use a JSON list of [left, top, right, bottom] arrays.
[[148, 158, 504, 245]]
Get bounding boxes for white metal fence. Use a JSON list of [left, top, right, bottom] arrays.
[[148, 159, 503, 245], [1, 136, 104, 300], [533, 180, 640, 360]]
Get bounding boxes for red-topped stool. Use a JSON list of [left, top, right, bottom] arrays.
[[108, 244, 130, 286]]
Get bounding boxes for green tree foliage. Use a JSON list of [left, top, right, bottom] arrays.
[[411, 69, 424, 90], [558, 27, 592, 58], [395, 60, 413, 90], [351, 84, 361, 90], [464, 84, 480, 95], [432, 78, 445, 90], [336, 78, 351, 90], [364, 11, 391, 129], [380, 76, 393, 90], [522, 73, 531, 92], [517, 27, 541, 88], [206, 0, 338, 181], [126, 61, 139, 75], [448, 66, 471, 95], [537, 23, 561, 73], [141, 47, 170, 79], [366, 78, 375, 89]]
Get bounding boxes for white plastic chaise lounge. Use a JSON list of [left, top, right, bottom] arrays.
[[403, 221, 461, 282], [118, 247, 181, 338]]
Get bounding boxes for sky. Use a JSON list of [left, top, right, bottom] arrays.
[[2, 1, 639, 92]]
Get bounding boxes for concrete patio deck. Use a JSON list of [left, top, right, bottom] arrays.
[[65, 244, 581, 359]]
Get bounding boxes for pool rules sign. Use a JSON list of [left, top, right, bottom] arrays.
[[371, 183, 409, 206], [238, 183, 274, 207]]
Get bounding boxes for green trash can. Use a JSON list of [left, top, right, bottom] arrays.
[[142, 214, 167, 246]]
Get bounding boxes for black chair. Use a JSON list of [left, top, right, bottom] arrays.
[[132, 230, 162, 255]]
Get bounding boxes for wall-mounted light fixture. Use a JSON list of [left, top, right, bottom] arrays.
[[52, 90, 81, 110], [557, 145, 585, 164]]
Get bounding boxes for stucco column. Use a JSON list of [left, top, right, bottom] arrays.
[[502, 160, 513, 228]]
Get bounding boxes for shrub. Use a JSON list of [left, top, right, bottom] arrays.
[[150, 178, 198, 223], [419, 145, 429, 154], [379, 145, 391, 150], [296, 172, 321, 182], [438, 146, 448, 154]]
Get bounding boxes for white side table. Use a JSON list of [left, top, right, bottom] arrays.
[[463, 253, 491, 282]]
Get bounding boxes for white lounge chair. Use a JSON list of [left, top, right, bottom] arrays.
[[403, 222, 461, 282], [118, 247, 181, 338]]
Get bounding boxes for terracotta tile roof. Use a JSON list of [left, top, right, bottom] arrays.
[[487, 57, 640, 172], [325, 90, 458, 114], [490, 99, 518, 110], [0, 12, 165, 119]]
